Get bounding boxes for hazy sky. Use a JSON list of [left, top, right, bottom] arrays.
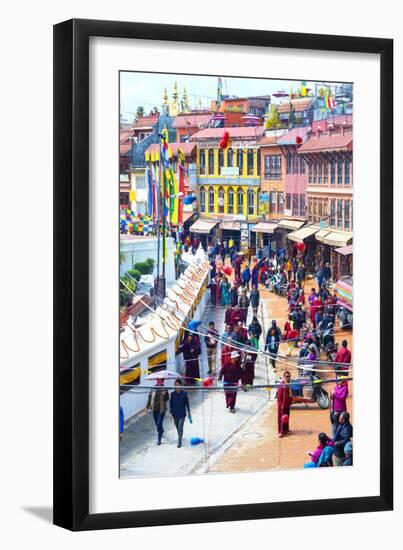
[[120, 71, 345, 121]]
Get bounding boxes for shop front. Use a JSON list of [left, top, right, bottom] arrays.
[[334, 244, 353, 280], [322, 231, 353, 281], [251, 222, 279, 258], [189, 218, 219, 247]]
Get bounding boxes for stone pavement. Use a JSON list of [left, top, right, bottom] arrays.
[[210, 280, 354, 473], [120, 285, 277, 479]]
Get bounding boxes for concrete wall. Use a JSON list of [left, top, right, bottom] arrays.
[[120, 266, 210, 422], [120, 236, 176, 286]]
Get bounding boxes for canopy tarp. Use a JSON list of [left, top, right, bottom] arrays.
[[277, 219, 305, 231], [220, 221, 241, 230], [323, 231, 353, 247], [335, 244, 353, 256], [288, 225, 320, 243], [189, 219, 218, 234], [251, 222, 278, 233]]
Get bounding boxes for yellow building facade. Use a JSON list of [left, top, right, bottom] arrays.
[[196, 145, 261, 220]]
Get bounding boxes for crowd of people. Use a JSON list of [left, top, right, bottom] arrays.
[[144, 236, 353, 465]]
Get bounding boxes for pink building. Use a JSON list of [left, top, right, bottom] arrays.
[[277, 127, 311, 218]]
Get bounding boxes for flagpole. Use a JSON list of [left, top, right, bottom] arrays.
[[156, 156, 161, 297]]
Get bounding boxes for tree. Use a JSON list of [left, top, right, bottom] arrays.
[[135, 106, 144, 119], [264, 105, 282, 129]]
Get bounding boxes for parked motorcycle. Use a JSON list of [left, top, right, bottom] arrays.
[[289, 370, 330, 410]]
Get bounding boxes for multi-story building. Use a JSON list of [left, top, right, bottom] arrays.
[[297, 126, 353, 277], [277, 127, 311, 219], [276, 97, 316, 127], [211, 95, 270, 116], [120, 124, 134, 208], [189, 126, 264, 246], [173, 112, 213, 143], [258, 130, 287, 219]]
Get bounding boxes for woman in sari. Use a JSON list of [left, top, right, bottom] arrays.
[[220, 276, 231, 307]]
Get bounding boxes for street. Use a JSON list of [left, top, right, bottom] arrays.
[[120, 273, 352, 478]]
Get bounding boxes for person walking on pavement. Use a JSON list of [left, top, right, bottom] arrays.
[[265, 320, 282, 370], [277, 371, 293, 437], [146, 378, 169, 445], [177, 333, 201, 384], [323, 262, 332, 288], [205, 321, 218, 376], [219, 350, 242, 413], [250, 284, 260, 317], [248, 316, 262, 349], [241, 264, 251, 291], [170, 379, 191, 448], [316, 263, 324, 290], [220, 276, 231, 307], [238, 290, 250, 323], [334, 339, 352, 372]]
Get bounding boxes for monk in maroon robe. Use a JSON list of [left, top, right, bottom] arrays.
[[177, 334, 201, 384], [230, 305, 243, 326], [241, 350, 256, 386], [234, 255, 242, 280], [224, 306, 233, 326], [220, 342, 233, 373], [219, 349, 242, 412], [277, 370, 293, 436]]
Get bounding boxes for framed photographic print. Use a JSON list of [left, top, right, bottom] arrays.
[[53, 19, 393, 531]]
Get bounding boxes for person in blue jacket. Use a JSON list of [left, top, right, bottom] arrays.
[[241, 265, 251, 290], [119, 406, 124, 441], [170, 379, 191, 448]]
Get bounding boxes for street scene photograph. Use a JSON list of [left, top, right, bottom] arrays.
[[119, 71, 353, 479]]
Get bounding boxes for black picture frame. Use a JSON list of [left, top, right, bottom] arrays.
[[53, 18, 393, 531]]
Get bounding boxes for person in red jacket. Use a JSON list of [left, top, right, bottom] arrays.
[[334, 339, 352, 372], [219, 350, 243, 413], [277, 371, 293, 437]]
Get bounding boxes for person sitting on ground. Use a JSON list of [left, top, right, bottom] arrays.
[[343, 441, 353, 466], [305, 432, 334, 467], [333, 411, 353, 466], [322, 321, 335, 348]]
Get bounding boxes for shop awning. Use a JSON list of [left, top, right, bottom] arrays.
[[251, 222, 278, 233], [335, 244, 353, 256], [189, 219, 218, 234], [182, 211, 196, 223], [277, 219, 306, 231], [220, 221, 241, 230], [288, 225, 320, 243], [315, 228, 331, 242], [323, 231, 353, 247]]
